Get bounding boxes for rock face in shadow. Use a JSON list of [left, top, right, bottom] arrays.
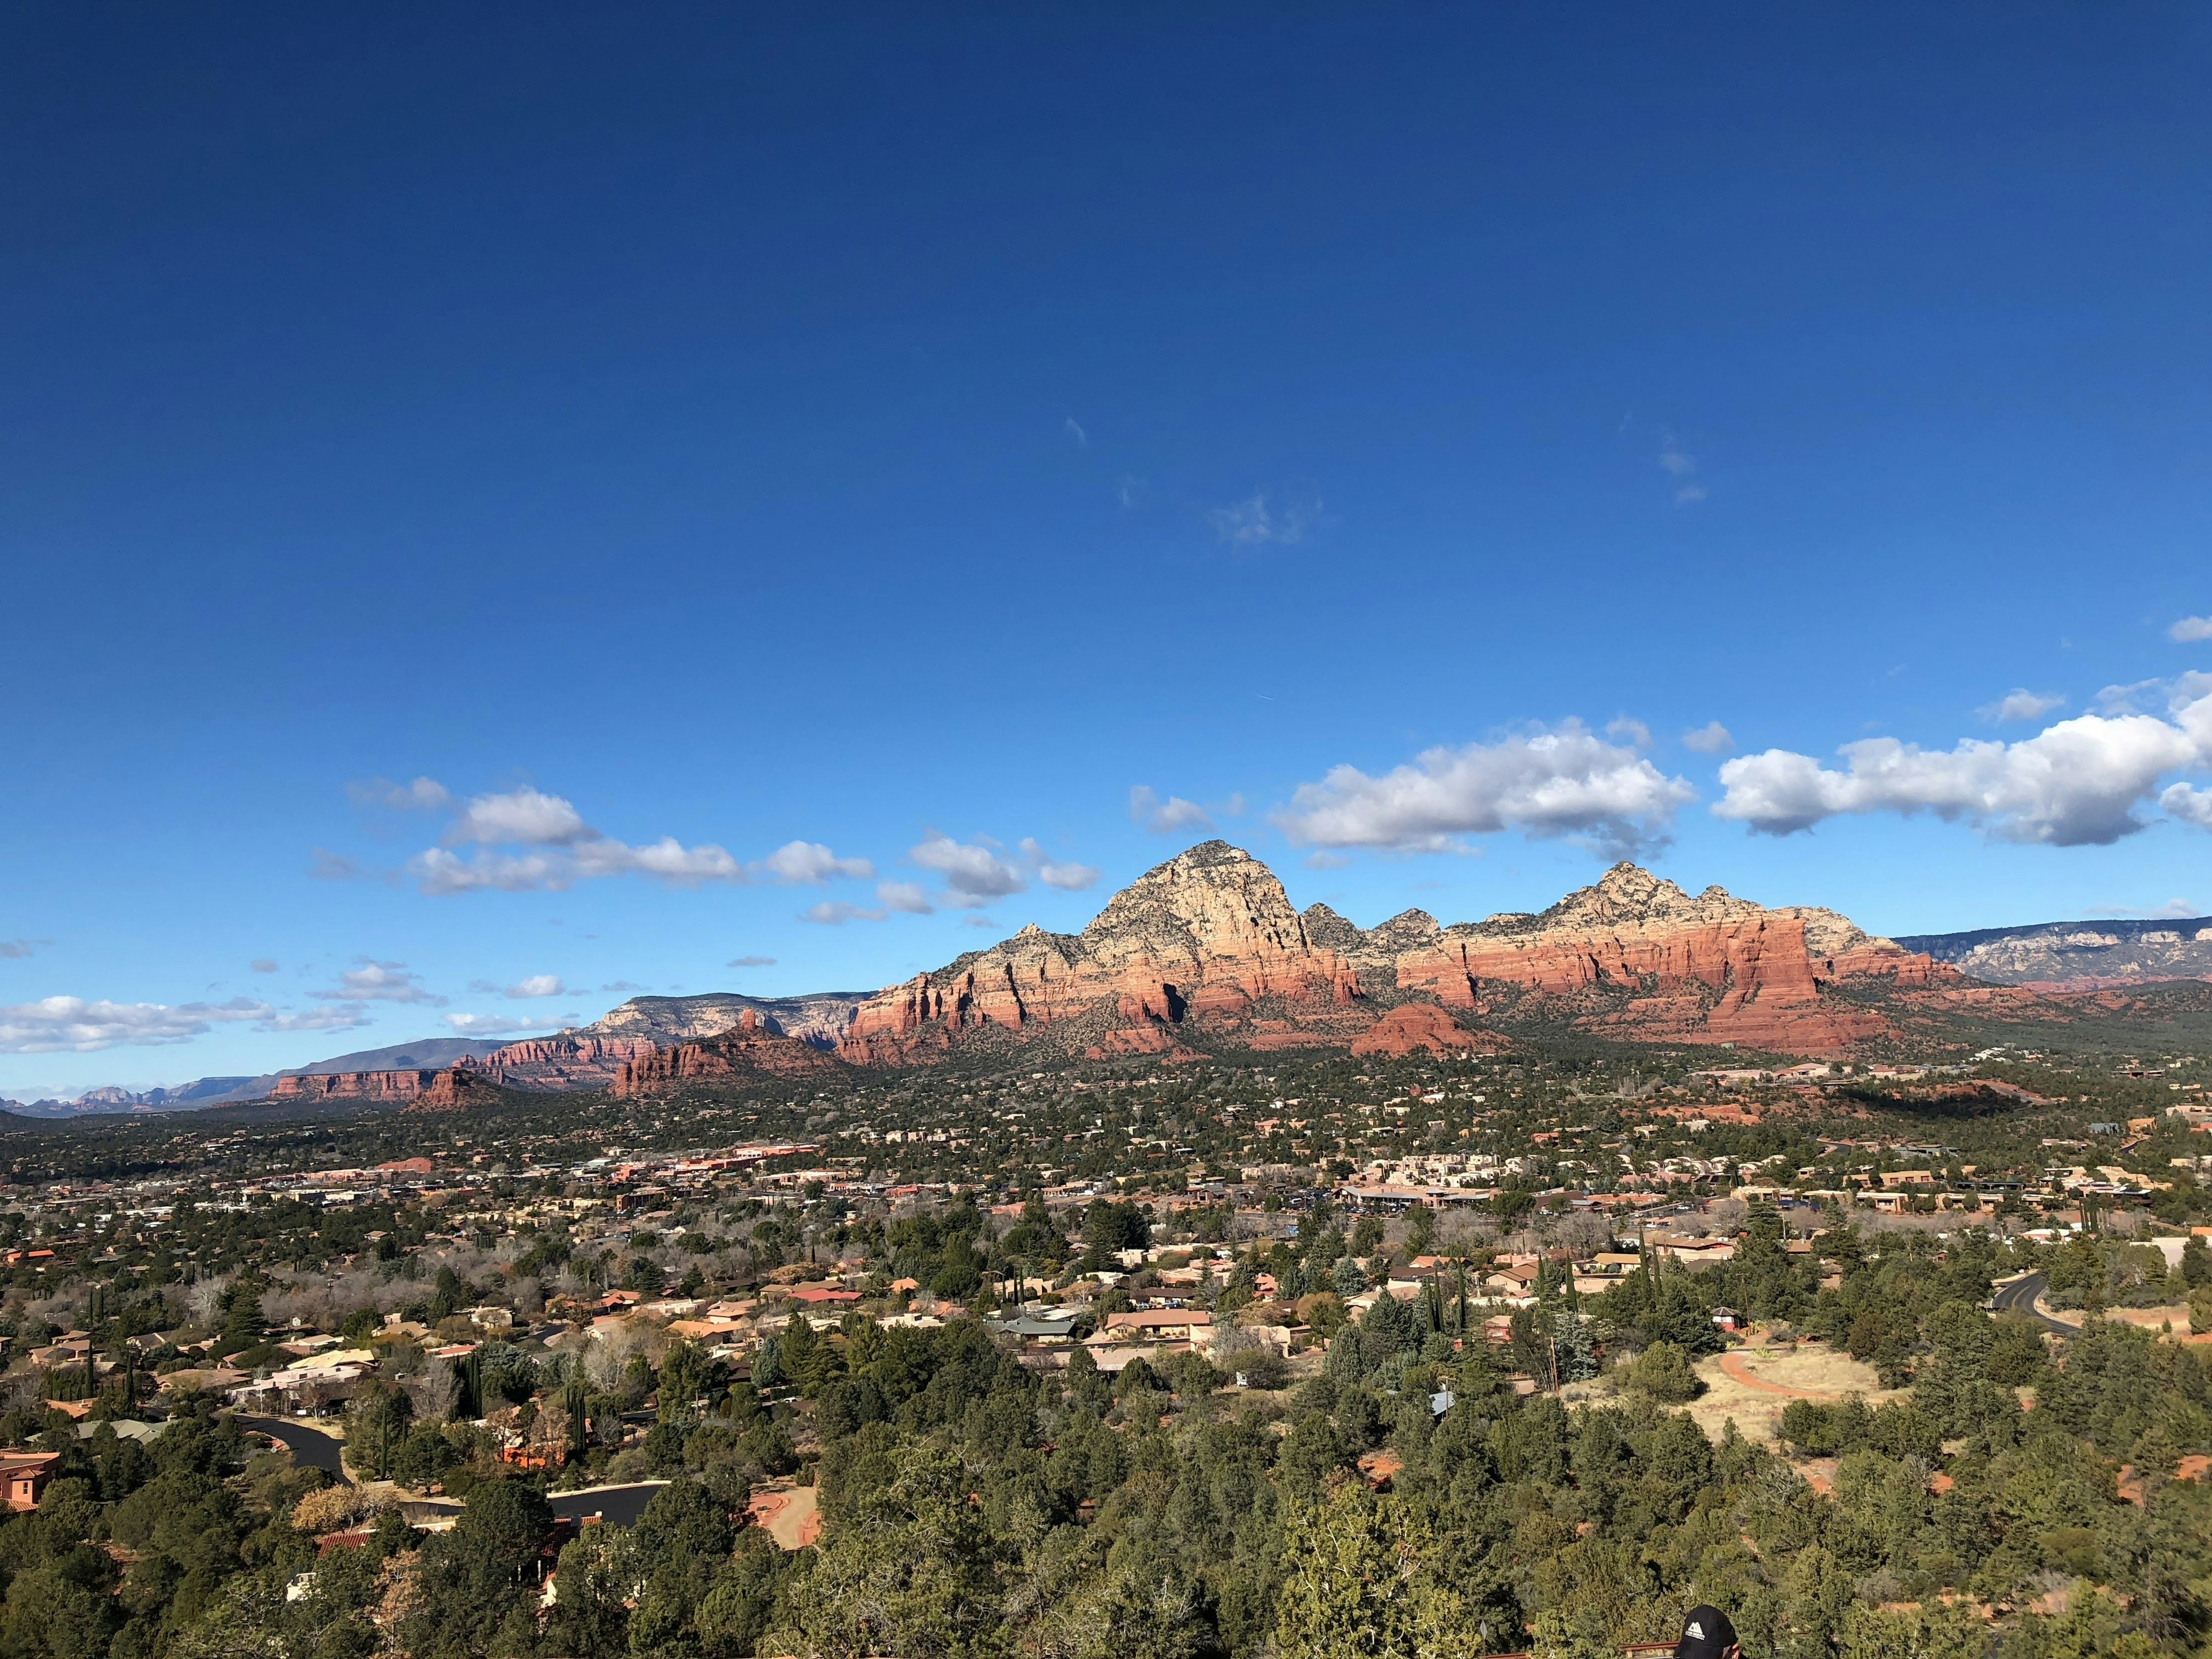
[[840, 846, 1949, 1063], [612, 1010, 843, 1096]]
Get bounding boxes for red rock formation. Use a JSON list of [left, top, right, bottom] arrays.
[[270, 1069, 436, 1104], [1389, 864, 1922, 1055], [1349, 1003, 1509, 1059], [479, 1035, 658, 1090], [399, 1065, 498, 1114], [839, 843, 1362, 1063], [613, 1010, 840, 1096]]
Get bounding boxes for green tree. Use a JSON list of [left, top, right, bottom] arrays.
[[1273, 1483, 1469, 1659]]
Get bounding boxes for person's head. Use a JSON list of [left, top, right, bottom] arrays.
[[1675, 1604, 1739, 1659]]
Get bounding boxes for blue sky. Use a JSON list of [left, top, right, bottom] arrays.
[[6, 5, 2212, 1094]]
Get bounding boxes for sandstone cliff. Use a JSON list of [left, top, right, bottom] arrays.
[[839, 842, 1363, 1063], [613, 1009, 842, 1096], [270, 1069, 440, 1104], [842, 846, 1947, 1063]]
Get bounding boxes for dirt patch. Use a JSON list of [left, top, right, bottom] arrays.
[[744, 1482, 820, 1550], [1683, 1336, 1902, 1446]]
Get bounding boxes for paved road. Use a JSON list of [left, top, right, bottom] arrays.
[[236, 1416, 351, 1482], [1990, 1272, 2076, 1335], [550, 1481, 669, 1528]]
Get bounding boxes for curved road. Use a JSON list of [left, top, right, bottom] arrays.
[[1990, 1272, 2076, 1335], [232, 1416, 667, 1527], [236, 1416, 351, 1482]]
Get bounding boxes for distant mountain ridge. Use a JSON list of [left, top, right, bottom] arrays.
[[3, 993, 870, 1118], [1896, 915, 2212, 990], [829, 842, 1943, 1067]]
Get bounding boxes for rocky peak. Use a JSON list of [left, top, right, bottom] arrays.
[[1299, 903, 1368, 955], [1485, 862, 1763, 935], [1080, 840, 1309, 966]]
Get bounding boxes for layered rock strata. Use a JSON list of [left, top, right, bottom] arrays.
[[843, 846, 1946, 1063], [839, 842, 1362, 1063], [613, 1010, 842, 1096]]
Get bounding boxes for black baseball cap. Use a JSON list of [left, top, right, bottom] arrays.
[[1676, 1605, 1737, 1659]]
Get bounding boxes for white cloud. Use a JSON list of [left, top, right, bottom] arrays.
[[0, 995, 272, 1055], [1681, 722, 1735, 755], [1206, 493, 1317, 547], [257, 1006, 372, 1034], [0, 941, 37, 960], [1979, 689, 2067, 723], [1658, 434, 1703, 505], [1018, 838, 1098, 891], [1065, 416, 1089, 448], [2163, 783, 2212, 831], [249, 958, 280, 974], [445, 787, 593, 846], [310, 849, 362, 881], [725, 957, 775, 969], [801, 901, 887, 926], [505, 975, 565, 999], [574, 838, 744, 883], [442, 1012, 553, 1037], [1605, 717, 1652, 747], [412, 836, 743, 893], [911, 834, 1029, 902], [877, 882, 935, 915], [2170, 616, 2212, 643], [312, 961, 445, 1005], [1036, 858, 1101, 892], [756, 840, 874, 884], [349, 776, 452, 811], [1715, 679, 2212, 845], [2085, 898, 2202, 920], [1274, 721, 1696, 859], [1130, 786, 1213, 834], [411, 849, 568, 894]]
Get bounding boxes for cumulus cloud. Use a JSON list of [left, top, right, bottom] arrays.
[[412, 836, 743, 893], [257, 1006, 372, 1034], [1605, 717, 1652, 747], [442, 1012, 554, 1037], [756, 840, 875, 884], [505, 975, 564, 999], [1020, 839, 1099, 891], [1979, 689, 2067, 723], [2164, 783, 2212, 830], [0, 995, 273, 1055], [1206, 493, 1318, 547], [2171, 616, 2212, 643], [1681, 722, 1735, 755], [1130, 786, 1213, 834], [249, 959, 280, 974], [877, 882, 934, 915], [801, 901, 886, 926], [911, 834, 1029, 902], [359, 781, 755, 895], [348, 776, 452, 811], [724, 957, 775, 969], [1274, 721, 1696, 859], [312, 961, 444, 1006], [1035, 857, 1101, 891], [445, 787, 593, 846], [1715, 677, 2212, 845]]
